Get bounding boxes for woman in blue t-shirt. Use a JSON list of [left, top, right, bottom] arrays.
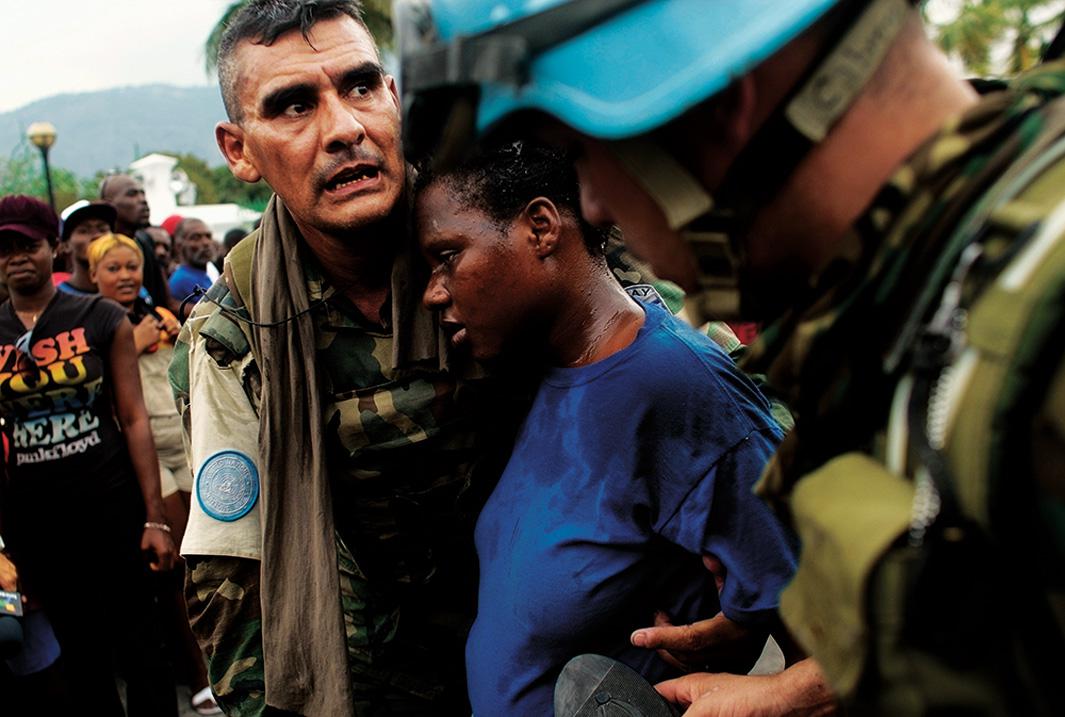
[[414, 145, 799, 716], [0, 195, 178, 715]]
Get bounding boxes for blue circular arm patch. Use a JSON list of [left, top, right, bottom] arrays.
[[196, 450, 260, 522]]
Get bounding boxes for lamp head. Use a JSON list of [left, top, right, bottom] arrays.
[[26, 122, 57, 151]]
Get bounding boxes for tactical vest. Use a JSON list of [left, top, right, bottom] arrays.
[[783, 99, 1065, 715]]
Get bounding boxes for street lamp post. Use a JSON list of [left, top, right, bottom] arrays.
[[26, 122, 57, 211]]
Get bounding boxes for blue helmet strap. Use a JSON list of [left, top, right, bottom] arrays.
[[717, 0, 912, 222], [672, 0, 913, 321]]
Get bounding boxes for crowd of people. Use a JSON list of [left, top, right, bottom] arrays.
[[0, 184, 247, 715], [2, 0, 1065, 716]]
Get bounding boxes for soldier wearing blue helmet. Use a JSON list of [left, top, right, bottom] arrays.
[[400, 1, 1065, 715]]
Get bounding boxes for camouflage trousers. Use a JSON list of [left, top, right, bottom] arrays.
[[185, 534, 471, 716]]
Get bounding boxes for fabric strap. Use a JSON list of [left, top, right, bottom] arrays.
[[229, 193, 449, 714], [250, 196, 353, 715]]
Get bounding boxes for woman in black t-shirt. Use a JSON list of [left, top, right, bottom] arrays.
[[0, 195, 178, 716]]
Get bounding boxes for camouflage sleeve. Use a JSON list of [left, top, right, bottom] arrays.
[[603, 231, 690, 312], [169, 319, 194, 470], [185, 556, 266, 717]]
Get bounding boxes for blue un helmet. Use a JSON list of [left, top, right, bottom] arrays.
[[397, 0, 917, 319]]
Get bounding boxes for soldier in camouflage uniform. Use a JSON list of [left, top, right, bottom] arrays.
[[401, 0, 1065, 714], [171, 3, 703, 715], [169, 1, 520, 714]]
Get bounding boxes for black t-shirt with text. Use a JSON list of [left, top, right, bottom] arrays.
[[0, 292, 133, 499]]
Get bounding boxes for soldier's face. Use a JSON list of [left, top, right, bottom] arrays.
[[554, 127, 816, 319], [569, 136, 701, 292], [416, 181, 541, 362], [217, 16, 405, 240]]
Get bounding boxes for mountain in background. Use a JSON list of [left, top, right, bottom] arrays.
[[1, 84, 226, 178]]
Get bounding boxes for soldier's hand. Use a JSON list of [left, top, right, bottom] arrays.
[[655, 659, 838, 717], [655, 672, 781, 717], [632, 610, 766, 674], [631, 554, 767, 674]]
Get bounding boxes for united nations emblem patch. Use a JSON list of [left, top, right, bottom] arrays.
[[196, 450, 259, 522], [625, 283, 669, 310]]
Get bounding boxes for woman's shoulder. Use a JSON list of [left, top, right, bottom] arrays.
[[633, 305, 736, 383], [58, 293, 131, 340]]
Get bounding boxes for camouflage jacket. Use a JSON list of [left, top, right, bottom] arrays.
[[170, 237, 516, 716], [745, 63, 1065, 714], [169, 225, 780, 716]]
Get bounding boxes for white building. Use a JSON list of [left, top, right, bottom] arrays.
[[129, 153, 260, 239]]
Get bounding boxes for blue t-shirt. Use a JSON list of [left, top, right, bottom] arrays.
[[168, 265, 210, 303], [466, 303, 797, 716]]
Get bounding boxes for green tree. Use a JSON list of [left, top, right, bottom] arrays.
[[0, 142, 97, 210], [172, 152, 222, 205], [143, 150, 273, 211], [929, 0, 1065, 76], [212, 166, 273, 212], [204, 0, 393, 74]]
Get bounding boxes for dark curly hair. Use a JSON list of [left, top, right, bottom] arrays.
[[415, 141, 608, 255]]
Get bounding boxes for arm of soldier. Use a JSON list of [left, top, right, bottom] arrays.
[[170, 290, 268, 716], [641, 423, 799, 675], [185, 555, 267, 717], [631, 555, 805, 672], [655, 657, 838, 717]]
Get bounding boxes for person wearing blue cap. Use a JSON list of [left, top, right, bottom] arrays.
[[400, 1, 1065, 715]]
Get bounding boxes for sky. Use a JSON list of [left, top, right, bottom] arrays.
[[0, 0, 231, 113], [0, 1, 1038, 114]]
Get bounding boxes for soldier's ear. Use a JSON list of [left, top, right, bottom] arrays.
[[524, 198, 561, 259], [216, 122, 262, 184]]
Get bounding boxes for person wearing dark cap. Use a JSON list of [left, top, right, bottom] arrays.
[[57, 199, 117, 296], [0, 195, 178, 715]]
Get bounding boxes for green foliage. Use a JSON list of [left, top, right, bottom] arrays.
[[150, 150, 273, 211], [3, 138, 271, 215], [204, 0, 393, 74], [0, 141, 98, 210], [173, 152, 222, 205], [929, 0, 1065, 76], [212, 166, 273, 212]]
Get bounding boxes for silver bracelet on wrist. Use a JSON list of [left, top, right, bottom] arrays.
[[144, 521, 171, 533]]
